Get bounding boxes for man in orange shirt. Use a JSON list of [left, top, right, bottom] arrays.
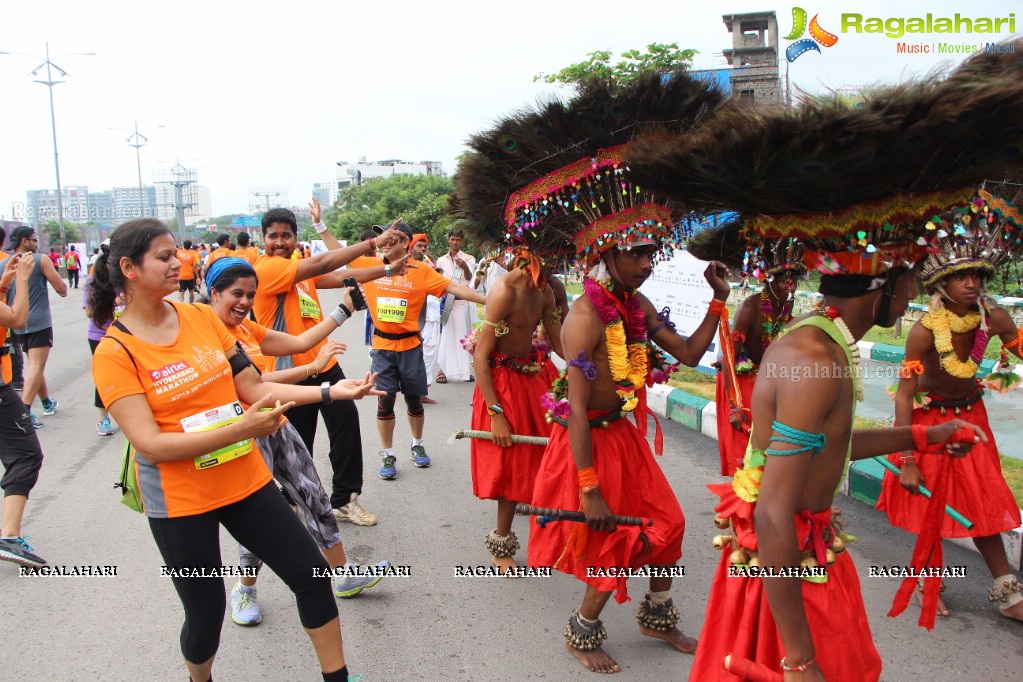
[[201, 233, 234, 281], [176, 240, 201, 303], [353, 222, 485, 480], [235, 232, 260, 265], [253, 205, 401, 525]]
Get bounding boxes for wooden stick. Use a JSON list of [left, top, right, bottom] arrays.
[[448, 429, 550, 446], [516, 504, 653, 528]]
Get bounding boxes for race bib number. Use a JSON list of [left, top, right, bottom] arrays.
[[181, 401, 253, 469], [297, 287, 321, 319], [377, 296, 408, 323]]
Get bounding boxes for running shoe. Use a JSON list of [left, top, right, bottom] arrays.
[[379, 453, 397, 480], [410, 444, 430, 468], [230, 583, 262, 626], [334, 560, 389, 599], [97, 417, 114, 436], [41, 397, 58, 416], [28, 412, 43, 429], [333, 494, 377, 526], [0, 536, 47, 568]]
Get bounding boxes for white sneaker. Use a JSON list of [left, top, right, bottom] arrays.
[[230, 583, 262, 626], [333, 493, 378, 526]]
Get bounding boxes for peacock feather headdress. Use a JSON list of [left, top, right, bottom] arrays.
[[625, 40, 1023, 277], [687, 219, 804, 282], [919, 184, 1023, 292], [449, 71, 728, 269]]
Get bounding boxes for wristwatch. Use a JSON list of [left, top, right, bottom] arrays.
[[384, 264, 392, 278], [320, 381, 333, 404]]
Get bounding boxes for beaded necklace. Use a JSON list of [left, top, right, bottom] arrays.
[[817, 305, 863, 401], [760, 288, 793, 350]]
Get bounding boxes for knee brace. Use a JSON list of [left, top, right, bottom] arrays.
[[377, 393, 396, 420], [404, 394, 424, 418]]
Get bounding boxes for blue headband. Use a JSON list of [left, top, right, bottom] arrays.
[[206, 257, 255, 295]]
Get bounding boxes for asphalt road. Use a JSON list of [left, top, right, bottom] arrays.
[[2, 287, 1022, 681]]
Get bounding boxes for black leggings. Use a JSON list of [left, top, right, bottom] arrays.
[[88, 339, 103, 408], [148, 482, 337, 664]]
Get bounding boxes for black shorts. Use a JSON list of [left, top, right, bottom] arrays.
[[370, 345, 428, 396], [0, 383, 44, 497], [16, 328, 53, 352], [178, 278, 197, 292]]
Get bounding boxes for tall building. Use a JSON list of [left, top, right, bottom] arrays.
[[24, 186, 90, 227], [312, 180, 335, 207], [722, 11, 784, 106], [111, 186, 158, 221]]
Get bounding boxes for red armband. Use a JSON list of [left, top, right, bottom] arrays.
[[911, 424, 942, 454], [707, 299, 727, 317]]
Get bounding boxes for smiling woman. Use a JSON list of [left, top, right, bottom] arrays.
[[87, 218, 383, 682]]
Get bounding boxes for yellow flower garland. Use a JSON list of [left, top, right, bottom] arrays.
[[920, 308, 983, 379], [604, 320, 648, 411]]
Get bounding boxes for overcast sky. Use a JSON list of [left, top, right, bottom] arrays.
[[0, 0, 1016, 220]]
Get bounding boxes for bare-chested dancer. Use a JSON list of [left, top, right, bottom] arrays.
[[529, 242, 731, 673], [471, 247, 564, 573]]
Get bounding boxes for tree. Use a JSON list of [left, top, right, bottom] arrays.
[[331, 174, 463, 258], [534, 43, 698, 86], [41, 220, 81, 247]]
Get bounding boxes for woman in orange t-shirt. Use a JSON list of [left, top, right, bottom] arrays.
[[203, 257, 389, 622], [89, 220, 380, 682]]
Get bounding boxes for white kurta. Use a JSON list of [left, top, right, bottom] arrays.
[[436, 251, 477, 381], [422, 295, 441, 386]]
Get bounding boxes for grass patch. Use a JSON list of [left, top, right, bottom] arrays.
[[667, 365, 716, 401], [1001, 455, 1023, 509], [861, 322, 1005, 360]]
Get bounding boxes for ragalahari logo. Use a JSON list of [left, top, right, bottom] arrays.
[[785, 7, 839, 62]]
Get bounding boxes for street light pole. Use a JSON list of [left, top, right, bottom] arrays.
[[1, 43, 94, 250], [40, 43, 67, 248], [111, 121, 164, 219]]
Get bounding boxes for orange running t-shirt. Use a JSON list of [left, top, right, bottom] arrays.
[[235, 246, 260, 265], [92, 301, 271, 518], [354, 258, 450, 352], [251, 255, 334, 373], [224, 316, 272, 375], [207, 247, 234, 268], [176, 249, 199, 280]]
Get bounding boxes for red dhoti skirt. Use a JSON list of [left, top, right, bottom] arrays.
[[877, 395, 1021, 538], [689, 510, 881, 682], [527, 411, 684, 603], [715, 370, 756, 476], [470, 354, 555, 503]]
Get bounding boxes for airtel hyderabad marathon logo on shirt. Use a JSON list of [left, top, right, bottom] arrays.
[[784, 7, 1016, 62], [149, 360, 199, 396]]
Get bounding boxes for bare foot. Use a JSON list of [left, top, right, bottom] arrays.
[[639, 625, 698, 653], [421, 396, 437, 404], [491, 555, 519, 578], [566, 642, 621, 674], [999, 599, 1023, 622], [913, 585, 951, 617]]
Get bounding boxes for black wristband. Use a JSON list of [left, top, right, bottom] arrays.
[[320, 381, 333, 404]]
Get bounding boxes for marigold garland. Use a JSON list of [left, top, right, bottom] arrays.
[[583, 277, 648, 411], [920, 308, 985, 379]]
